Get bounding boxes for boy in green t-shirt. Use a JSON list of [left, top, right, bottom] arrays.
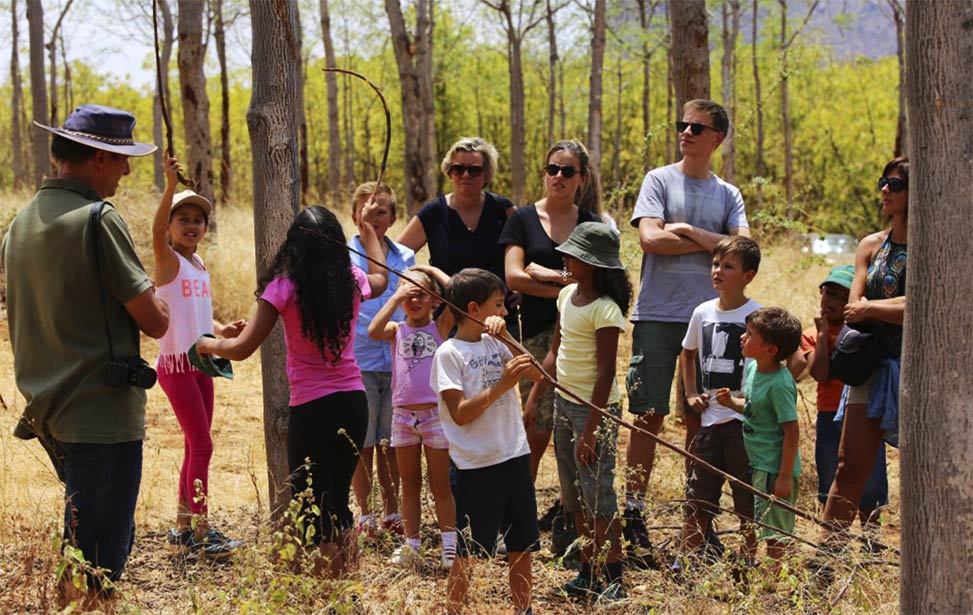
[[717, 307, 802, 570]]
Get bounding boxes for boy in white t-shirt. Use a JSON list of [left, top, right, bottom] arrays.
[[431, 268, 541, 615], [675, 236, 761, 571]]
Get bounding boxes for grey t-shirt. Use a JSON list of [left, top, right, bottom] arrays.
[[629, 164, 748, 322]]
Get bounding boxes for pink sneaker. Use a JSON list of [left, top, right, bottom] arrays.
[[381, 514, 405, 536]]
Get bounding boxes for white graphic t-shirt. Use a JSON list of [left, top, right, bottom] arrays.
[[682, 298, 760, 427]]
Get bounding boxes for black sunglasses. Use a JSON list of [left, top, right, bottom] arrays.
[[675, 121, 717, 136], [877, 177, 908, 193], [545, 164, 578, 179], [447, 164, 485, 178]]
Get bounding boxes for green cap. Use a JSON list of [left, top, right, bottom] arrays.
[[555, 222, 624, 270], [188, 334, 234, 379], [820, 265, 855, 290]]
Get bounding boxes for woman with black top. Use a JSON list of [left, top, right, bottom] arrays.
[[499, 140, 601, 484], [823, 157, 908, 546], [397, 137, 515, 281]]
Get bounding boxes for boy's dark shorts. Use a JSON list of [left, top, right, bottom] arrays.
[[455, 454, 540, 557], [627, 321, 700, 417], [685, 420, 753, 522]]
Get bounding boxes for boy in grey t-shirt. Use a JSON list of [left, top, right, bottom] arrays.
[[622, 99, 750, 563]]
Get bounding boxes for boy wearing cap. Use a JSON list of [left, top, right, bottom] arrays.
[[2, 104, 169, 600], [797, 266, 888, 533], [152, 152, 246, 558]]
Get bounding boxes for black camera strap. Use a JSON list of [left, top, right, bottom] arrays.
[[87, 201, 118, 363]]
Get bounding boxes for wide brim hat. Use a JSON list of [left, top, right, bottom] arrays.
[[171, 190, 213, 219], [555, 221, 624, 270], [188, 334, 234, 379], [820, 265, 855, 290], [34, 104, 157, 157]]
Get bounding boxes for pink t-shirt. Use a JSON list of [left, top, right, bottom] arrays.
[[391, 320, 442, 408], [260, 266, 371, 407]]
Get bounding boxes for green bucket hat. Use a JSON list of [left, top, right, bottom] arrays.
[[555, 221, 624, 270], [820, 265, 855, 290], [188, 334, 234, 379]]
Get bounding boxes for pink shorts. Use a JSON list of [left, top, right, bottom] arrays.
[[390, 407, 449, 449]]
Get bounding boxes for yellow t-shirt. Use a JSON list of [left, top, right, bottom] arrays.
[[554, 284, 630, 404]]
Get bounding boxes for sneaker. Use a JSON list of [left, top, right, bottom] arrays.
[[598, 582, 627, 602], [440, 548, 456, 570], [538, 500, 562, 532], [495, 534, 508, 557], [381, 514, 405, 537], [621, 507, 660, 569], [389, 544, 422, 567], [171, 527, 242, 560], [357, 515, 378, 540], [550, 513, 576, 558], [560, 571, 602, 598], [697, 525, 726, 563]]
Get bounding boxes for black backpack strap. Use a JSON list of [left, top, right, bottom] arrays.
[[88, 201, 116, 363]]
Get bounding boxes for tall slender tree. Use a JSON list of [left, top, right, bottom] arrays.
[[152, 0, 174, 192], [544, 0, 557, 149], [247, 0, 302, 521], [887, 0, 907, 157], [45, 0, 74, 127], [319, 0, 342, 196], [178, 0, 216, 219], [752, 0, 765, 180], [213, 0, 233, 203], [586, 0, 606, 198], [721, 0, 741, 183], [11, 0, 26, 190], [900, 2, 973, 611], [26, 0, 48, 187], [385, 0, 437, 213]]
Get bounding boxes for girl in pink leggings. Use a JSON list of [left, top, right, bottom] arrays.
[[153, 153, 246, 558], [368, 266, 457, 570]]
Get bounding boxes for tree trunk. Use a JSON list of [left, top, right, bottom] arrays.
[[778, 0, 794, 207], [45, 0, 73, 128], [900, 2, 973, 612], [178, 0, 216, 223], [637, 0, 658, 166], [385, 0, 436, 213], [665, 6, 674, 163], [752, 0, 765, 179], [26, 0, 49, 188], [669, 0, 710, 117], [342, 68, 355, 187], [610, 57, 623, 188], [319, 0, 342, 196], [295, 8, 309, 198], [508, 33, 527, 205], [153, 0, 174, 192], [586, 0, 606, 199], [11, 0, 25, 190], [214, 0, 232, 203], [889, 0, 908, 157], [721, 0, 740, 183], [247, 0, 302, 522], [545, 0, 557, 148]]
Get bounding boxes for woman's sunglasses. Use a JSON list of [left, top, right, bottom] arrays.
[[447, 164, 485, 178], [877, 177, 908, 193], [675, 121, 717, 136], [545, 164, 578, 179]]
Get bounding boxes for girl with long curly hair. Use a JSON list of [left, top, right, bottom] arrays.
[[197, 203, 388, 577]]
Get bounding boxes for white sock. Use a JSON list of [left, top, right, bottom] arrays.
[[358, 514, 374, 525], [406, 536, 422, 551], [383, 512, 401, 524], [441, 530, 457, 555]]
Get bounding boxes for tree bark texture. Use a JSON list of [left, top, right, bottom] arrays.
[[721, 0, 740, 183], [214, 0, 233, 203], [153, 0, 174, 192], [319, 0, 342, 195], [178, 0, 216, 216], [26, 0, 49, 188], [586, 0, 606, 199], [247, 0, 302, 521], [900, 2, 973, 613], [11, 0, 25, 190], [669, 0, 710, 118], [385, 0, 437, 213]]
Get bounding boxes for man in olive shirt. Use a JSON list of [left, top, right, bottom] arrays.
[[2, 105, 168, 600]]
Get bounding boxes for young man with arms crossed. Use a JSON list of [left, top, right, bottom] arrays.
[[624, 99, 750, 561]]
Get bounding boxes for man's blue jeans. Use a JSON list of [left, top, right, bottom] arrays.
[[44, 439, 143, 588]]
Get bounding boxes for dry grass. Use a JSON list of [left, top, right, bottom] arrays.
[[0, 190, 899, 613]]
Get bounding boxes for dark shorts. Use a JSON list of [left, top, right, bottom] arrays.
[[43, 438, 143, 589], [455, 454, 540, 557], [627, 321, 700, 416], [815, 411, 888, 507], [684, 421, 753, 522]]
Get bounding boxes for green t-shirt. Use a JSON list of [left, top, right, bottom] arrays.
[[2, 179, 153, 443], [742, 361, 801, 477]]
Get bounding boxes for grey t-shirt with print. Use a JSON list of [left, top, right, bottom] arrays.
[[629, 163, 749, 323]]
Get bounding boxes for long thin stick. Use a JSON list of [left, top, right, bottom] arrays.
[[152, 0, 192, 188], [322, 67, 391, 190]]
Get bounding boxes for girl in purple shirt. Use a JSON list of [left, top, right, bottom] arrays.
[[197, 205, 387, 577]]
